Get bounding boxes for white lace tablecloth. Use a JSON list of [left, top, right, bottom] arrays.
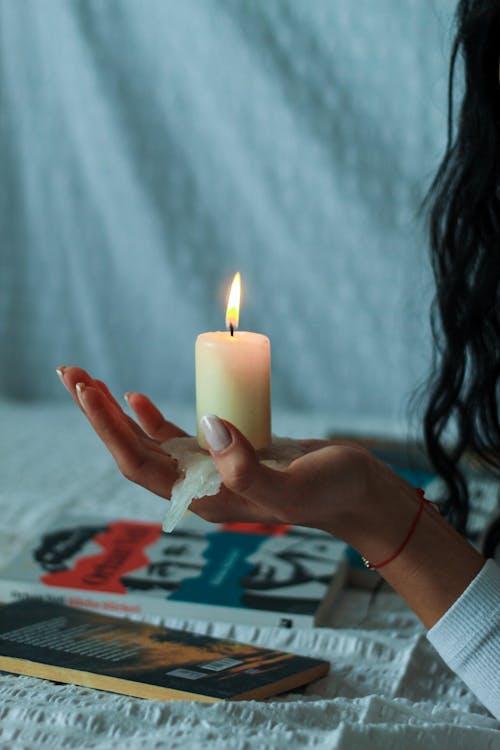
[[0, 400, 499, 750]]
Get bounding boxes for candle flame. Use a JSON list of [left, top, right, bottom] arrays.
[[225, 272, 241, 331]]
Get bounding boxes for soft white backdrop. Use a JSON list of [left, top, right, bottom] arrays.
[[0, 0, 457, 431]]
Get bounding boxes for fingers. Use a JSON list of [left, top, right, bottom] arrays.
[[94, 379, 128, 413], [58, 366, 155, 445], [57, 366, 93, 413], [200, 416, 293, 519], [125, 392, 188, 441], [59, 368, 187, 444], [56, 366, 188, 500], [74, 382, 178, 500], [95, 380, 161, 445], [74, 381, 143, 467]]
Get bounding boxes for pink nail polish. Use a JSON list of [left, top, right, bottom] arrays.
[[200, 415, 231, 452]]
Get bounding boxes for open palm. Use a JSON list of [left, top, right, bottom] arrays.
[[58, 366, 372, 535]]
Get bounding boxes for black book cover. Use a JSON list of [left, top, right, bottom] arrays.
[[0, 599, 329, 702]]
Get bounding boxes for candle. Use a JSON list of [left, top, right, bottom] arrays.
[[195, 273, 271, 451]]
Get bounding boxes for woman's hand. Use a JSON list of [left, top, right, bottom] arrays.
[[57, 366, 375, 539], [57, 366, 486, 629]]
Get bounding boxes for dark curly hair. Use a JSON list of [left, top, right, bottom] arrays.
[[424, 0, 500, 535]]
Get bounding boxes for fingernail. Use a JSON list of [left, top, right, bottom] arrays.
[[75, 382, 86, 409], [201, 415, 231, 452], [56, 366, 66, 380], [124, 392, 131, 405]]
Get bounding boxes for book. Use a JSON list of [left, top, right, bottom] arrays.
[[0, 599, 329, 701], [0, 512, 347, 629]]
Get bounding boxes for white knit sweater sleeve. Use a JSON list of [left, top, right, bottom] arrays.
[[427, 558, 500, 719]]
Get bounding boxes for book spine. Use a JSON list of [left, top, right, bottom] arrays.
[[0, 580, 314, 629]]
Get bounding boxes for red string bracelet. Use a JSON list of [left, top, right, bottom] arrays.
[[362, 488, 439, 570]]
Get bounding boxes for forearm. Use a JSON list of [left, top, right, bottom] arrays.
[[342, 455, 485, 629]]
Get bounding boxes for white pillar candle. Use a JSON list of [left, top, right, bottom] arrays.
[[195, 273, 271, 451]]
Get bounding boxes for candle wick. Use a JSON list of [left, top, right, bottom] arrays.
[[230, 323, 234, 337]]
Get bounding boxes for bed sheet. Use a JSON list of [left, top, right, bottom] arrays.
[[0, 400, 498, 749]]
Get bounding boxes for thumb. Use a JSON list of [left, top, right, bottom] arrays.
[[200, 415, 290, 508]]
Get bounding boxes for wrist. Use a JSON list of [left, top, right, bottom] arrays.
[[338, 451, 422, 561], [337, 452, 485, 627]]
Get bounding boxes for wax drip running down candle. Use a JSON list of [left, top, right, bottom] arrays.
[[161, 437, 305, 533]]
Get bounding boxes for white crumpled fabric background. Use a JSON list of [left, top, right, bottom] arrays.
[[1, 0, 455, 427], [0, 402, 498, 749]]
